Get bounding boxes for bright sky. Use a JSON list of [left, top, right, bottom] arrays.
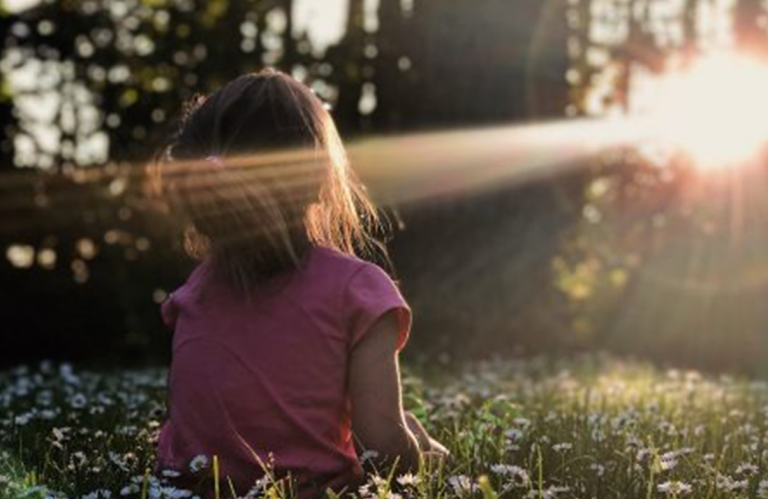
[[3, 0, 352, 52], [3, 0, 38, 12], [292, 0, 349, 52]]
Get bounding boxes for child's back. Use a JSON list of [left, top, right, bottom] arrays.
[[158, 247, 409, 496]]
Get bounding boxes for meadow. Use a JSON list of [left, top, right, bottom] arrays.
[[2, 354, 768, 499]]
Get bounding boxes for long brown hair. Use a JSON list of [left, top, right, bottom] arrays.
[[150, 69, 388, 295]]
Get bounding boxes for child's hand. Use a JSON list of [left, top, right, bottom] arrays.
[[403, 412, 450, 464], [422, 440, 450, 469], [426, 437, 450, 456]]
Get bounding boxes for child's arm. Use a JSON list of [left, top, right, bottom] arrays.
[[349, 312, 423, 471]]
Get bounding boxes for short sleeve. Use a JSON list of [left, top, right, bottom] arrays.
[[160, 293, 179, 330], [345, 263, 412, 352]]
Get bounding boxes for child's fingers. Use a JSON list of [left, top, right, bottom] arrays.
[[428, 438, 450, 456]]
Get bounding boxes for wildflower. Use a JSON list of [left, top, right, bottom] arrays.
[[130, 474, 159, 487], [97, 393, 115, 406], [159, 487, 192, 498], [69, 451, 88, 470], [50, 427, 68, 447], [735, 462, 758, 476], [369, 474, 387, 488], [396, 473, 420, 487], [447, 475, 478, 497], [119, 484, 140, 496], [715, 474, 748, 492], [59, 363, 80, 385], [491, 464, 530, 487], [70, 393, 87, 409], [108, 452, 130, 472], [490, 464, 511, 475], [513, 417, 531, 430], [14, 413, 32, 425], [657, 481, 692, 495], [51, 427, 71, 440], [189, 455, 209, 473], [358, 484, 372, 497], [358, 474, 388, 499], [242, 477, 269, 498], [39, 409, 57, 420], [611, 412, 636, 430], [491, 464, 530, 489], [552, 442, 572, 453], [659, 451, 678, 471], [590, 463, 605, 477], [504, 428, 524, 443], [758, 479, 768, 498], [161, 469, 182, 478]]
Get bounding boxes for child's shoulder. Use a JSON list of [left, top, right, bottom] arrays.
[[310, 246, 389, 281], [311, 245, 369, 271]]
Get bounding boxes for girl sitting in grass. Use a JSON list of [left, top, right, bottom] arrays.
[[152, 68, 448, 498]]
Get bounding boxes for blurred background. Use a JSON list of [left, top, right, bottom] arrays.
[[2, 0, 768, 374]]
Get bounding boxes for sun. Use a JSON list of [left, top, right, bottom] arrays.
[[636, 51, 768, 171]]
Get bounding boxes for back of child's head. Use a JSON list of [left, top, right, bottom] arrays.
[[153, 69, 385, 294]]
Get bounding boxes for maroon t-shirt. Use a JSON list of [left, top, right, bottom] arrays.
[[156, 246, 411, 497]]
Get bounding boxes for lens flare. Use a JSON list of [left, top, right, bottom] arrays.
[[636, 51, 768, 170]]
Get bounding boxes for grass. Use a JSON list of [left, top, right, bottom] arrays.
[[2, 354, 768, 498]]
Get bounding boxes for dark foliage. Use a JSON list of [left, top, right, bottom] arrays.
[[6, 0, 768, 374]]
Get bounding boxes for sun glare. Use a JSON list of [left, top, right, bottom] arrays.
[[637, 51, 768, 170]]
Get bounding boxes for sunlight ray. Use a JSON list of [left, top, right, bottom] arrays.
[[0, 118, 635, 234]]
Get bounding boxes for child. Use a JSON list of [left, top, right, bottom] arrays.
[[153, 69, 448, 498]]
